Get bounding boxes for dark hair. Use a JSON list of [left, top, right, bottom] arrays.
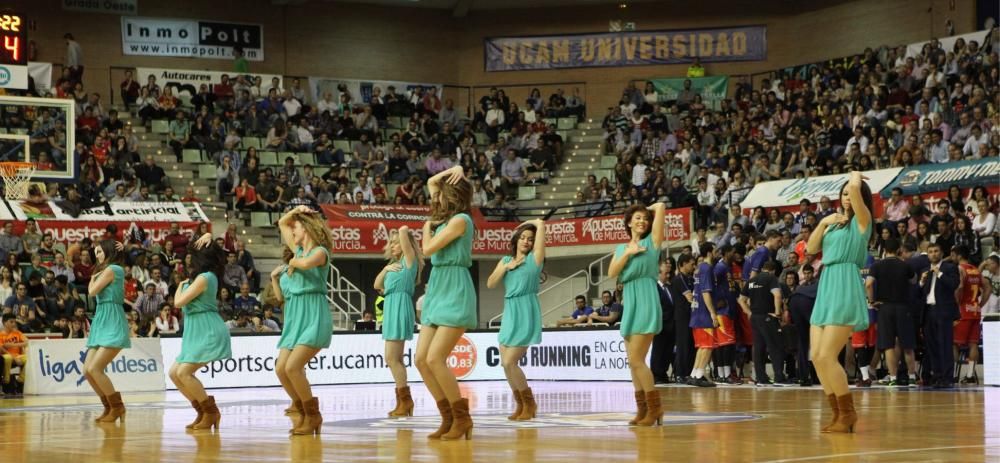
[[575, 295, 586, 303], [2, 314, 13, 323], [94, 239, 125, 275], [677, 253, 696, 268], [952, 244, 970, 260], [187, 241, 226, 284], [762, 261, 777, 272], [698, 241, 715, 257], [838, 178, 875, 224], [602, 290, 612, 298], [764, 230, 782, 240], [509, 223, 538, 257], [622, 204, 653, 239], [720, 244, 734, 256], [883, 237, 900, 254]]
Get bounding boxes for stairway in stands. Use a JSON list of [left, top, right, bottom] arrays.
[[517, 120, 614, 212]]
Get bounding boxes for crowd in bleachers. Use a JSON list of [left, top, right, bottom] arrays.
[[121, 74, 586, 213], [591, 36, 998, 222], [0, 218, 273, 339]]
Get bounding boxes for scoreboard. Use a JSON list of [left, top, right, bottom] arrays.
[[0, 12, 27, 89]]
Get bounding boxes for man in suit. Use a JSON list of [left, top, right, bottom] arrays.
[[902, 242, 930, 383], [651, 261, 676, 384], [672, 254, 697, 384], [920, 243, 961, 388]]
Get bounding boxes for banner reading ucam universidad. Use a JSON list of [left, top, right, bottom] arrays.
[[484, 25, 766, 71]]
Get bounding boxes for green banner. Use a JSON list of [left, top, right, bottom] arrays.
[[650, 76, 729, 110]]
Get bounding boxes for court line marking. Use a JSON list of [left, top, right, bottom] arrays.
[[759, 444, 998, 462]]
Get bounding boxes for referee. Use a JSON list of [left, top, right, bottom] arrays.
[[739, 260, 787, 385], [866, 238, 917, 386]]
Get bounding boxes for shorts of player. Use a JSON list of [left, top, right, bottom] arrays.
[[715, 315, 736, 347], [953, 319, 981, 346], [876, 303, 916, 350], [734, 309, 753, 346], [851, 323, 877, 349], [693, 328, 717, 349]]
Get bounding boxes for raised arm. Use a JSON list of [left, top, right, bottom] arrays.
[[648, 202, 666, 248], [173, 274, 208, 308], [278, 205, 312, 247], [398, 226, 417, 268], [847, 171, 872, 234], [426, 165, 464, 203], [422, 215, 466, 256], [289, 247, 328, 272], [531, 219, 546, 266]]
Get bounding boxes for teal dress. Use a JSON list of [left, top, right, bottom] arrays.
[[498, 252, 543, 347], [421, 213, 477, 329], [177, 273, 232, 364], [382, 257, 417, 341], [615, 235, 662, 337], [811, 216, 872, 330], [277, 247, 333, 349], [86, 265, 131, 349]]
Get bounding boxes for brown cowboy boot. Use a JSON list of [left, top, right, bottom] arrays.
[[292, 398, 322, 436], [441, 398, 473, 440], [427, 399, 453, 439], [186, 400, 204, 430], [389, 387, 415, 418], [628, 391, 647, 425], [820, 393, 839, 433], [96, 392, 125, 423], [515, 388, 537, 421], [636, 391, 663, 426], [826, 393, 857, 433], [94, 395, 110, 422], [192, 396, 220, 431], [507, 390, 523, 421]]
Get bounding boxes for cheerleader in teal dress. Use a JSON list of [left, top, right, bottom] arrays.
[[168, 233, 232, 431], [486, 219, 545, 421], [416, 165, 477, 441], [84, 239, 129, 423], [374, 225, 423, 418], [274, 205, 334, 436], [608, 202, 667, 426], [806, 171, 874, 434]]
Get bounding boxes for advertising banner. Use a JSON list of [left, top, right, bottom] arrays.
[[161, 330, 636, 389], [319, 205, 692, 254], [122, 16, 264, 61], [136, 67, 282, 99], [63, 0, 137, 15], [650, 76, 729, 109], [485, 25, 766, 72], [880, 157, 1000, 198], [905, 29, 991, 59], [307, 76, 442, 107], [740, 168, 901, 209], [25, 338, 165, 395], [27, 62, 53, 93], [0, 201, 209, 245]]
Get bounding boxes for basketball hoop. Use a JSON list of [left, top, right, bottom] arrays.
[[0, 162, 36, 201]]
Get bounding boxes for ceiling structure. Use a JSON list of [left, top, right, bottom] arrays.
[[272, 0, 856, 15]]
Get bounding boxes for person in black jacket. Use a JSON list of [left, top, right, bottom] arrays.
[[672, 254, 697, 383], [788, 265, 819, 386], [651, 258, 676, 384], [920, 243, 961, 388]]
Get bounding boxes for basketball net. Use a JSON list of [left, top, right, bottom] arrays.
[[0, 162, 36, 201]]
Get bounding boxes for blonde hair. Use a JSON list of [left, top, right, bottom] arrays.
[[430, 178, 472, 223], [291, 211, 333, 252], [382, 229, 425, 284]]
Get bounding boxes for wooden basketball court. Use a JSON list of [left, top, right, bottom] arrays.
[[0, 381, 993, 462]]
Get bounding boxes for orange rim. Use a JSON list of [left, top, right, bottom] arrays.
[[0, 162, 35, 175]]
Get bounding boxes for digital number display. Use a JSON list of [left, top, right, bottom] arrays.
[[0, 13, 27, 66]]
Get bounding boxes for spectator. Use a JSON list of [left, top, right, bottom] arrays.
[[500, 149, 527, 197], [133, 282, 165, 320], [555, 295, 593, 326], [167, 111, 192, 162], [588, 290, 622, 324], [120, 70, 140, 110], [0, 314, 28, 386], [154, 304, 180, 335], [222, 252, 248, 294]]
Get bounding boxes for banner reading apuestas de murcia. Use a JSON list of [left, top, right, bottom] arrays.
[[320, 205, 691, 254]]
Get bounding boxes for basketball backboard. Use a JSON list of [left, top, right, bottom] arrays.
[[0, 95, 76, 182]]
